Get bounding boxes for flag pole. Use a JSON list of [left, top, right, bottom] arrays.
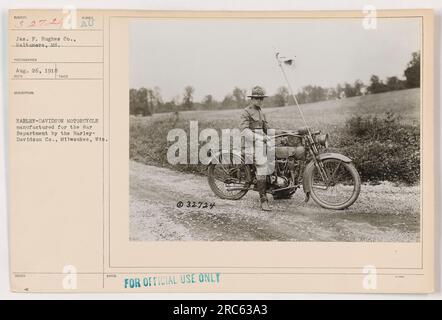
[[275, 53, 310, 131]]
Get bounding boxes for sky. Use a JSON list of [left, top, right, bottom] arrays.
[[130, 18, 421, 102]]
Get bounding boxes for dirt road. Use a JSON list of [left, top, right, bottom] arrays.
[[130, 160, 420, 242]]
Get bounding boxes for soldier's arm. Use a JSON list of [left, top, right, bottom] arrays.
[[240, 109, 254, 141], [272, 129, 286, 135], [264, 117, 286, 138], [262, 113, 268, 135], [263, 114, 284, 136]]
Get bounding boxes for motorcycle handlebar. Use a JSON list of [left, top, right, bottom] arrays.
[[268, 129, 321, 138]]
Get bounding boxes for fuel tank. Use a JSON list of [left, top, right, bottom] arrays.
[[274, 146, 305, 159]]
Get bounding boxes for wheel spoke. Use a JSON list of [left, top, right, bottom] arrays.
[[208, 161, 251, 200], [329, 162, 341, 184], [311, 159, 357, 207]]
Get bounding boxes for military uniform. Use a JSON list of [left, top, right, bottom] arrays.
[[240, 104, 268, 134], [239, 86, 272, 211]]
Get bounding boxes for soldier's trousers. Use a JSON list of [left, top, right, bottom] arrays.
[[243, 138, 276, 178]]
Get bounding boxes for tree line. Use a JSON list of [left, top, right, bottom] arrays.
[[130, 51, 420, 116]]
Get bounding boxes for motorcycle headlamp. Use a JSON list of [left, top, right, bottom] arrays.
[[316, 133, 329, 148]]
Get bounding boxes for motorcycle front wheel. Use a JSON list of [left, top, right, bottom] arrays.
[[307, 159, 361, 210], [207, 161, 252, 200]]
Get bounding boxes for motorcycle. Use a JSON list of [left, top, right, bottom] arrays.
[[207, 53, 361, 209], [207, 127, 361, 210]]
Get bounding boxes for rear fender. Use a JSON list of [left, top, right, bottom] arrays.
[[208, 150, 244, 165]]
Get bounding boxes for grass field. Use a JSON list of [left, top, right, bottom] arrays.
[[130, 88, 420, 182], [131, 88, 419, 131]]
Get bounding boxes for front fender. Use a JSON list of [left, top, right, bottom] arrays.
[[302, 153, 353, 193], [316, 152, 352, 163]]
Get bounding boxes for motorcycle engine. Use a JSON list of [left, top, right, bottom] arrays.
[[270, 175, 289, 188]]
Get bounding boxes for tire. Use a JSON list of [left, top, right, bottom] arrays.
[[306, 159, 361, 210], [207, 163, 251, 200]]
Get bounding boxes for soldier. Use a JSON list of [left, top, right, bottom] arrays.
[[240, 86, 274, 211]]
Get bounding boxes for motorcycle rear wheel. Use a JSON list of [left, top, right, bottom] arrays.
[[207, 162, 251, 200]]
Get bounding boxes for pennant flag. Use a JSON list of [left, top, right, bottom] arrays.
[[275, 52, 296, 68], [283, 58, 294, 66]]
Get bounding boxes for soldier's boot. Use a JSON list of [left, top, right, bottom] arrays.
[[260, 198, 271, 211], [257, 179, 271, 211]]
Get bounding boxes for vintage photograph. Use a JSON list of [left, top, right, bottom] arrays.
[[129, 17, 421, 242]]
